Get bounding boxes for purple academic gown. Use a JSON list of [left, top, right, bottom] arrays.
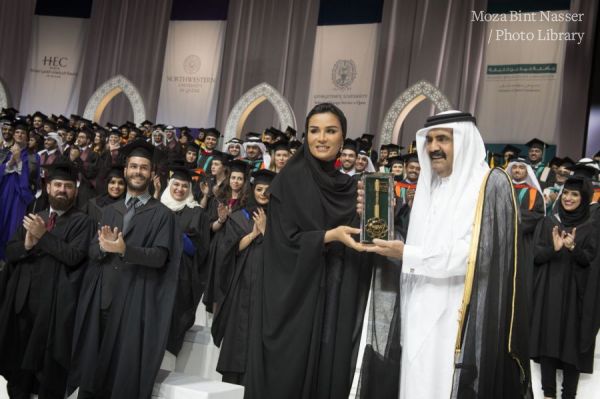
[[0, 150, 35, 260]]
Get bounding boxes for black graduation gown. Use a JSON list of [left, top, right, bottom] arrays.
[[67, 198, 182, 399], [0, 208, 94, 398], [244, 145, 372, 399], [514, 184, 545, 309], [530, 215, 598, 372], [580, 204, 600, 359], [208, 208, 263, 384], [166, 205, 210, 355]]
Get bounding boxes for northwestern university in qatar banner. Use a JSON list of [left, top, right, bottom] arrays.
[[476, 10, 569, 145], [156, 11, 227, 127], [307, 1, 383, 139], [19, 14, 88, 116]]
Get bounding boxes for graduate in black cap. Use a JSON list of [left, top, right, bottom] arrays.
[[74, 128, 100, 206], [31, 112, 47, 135], [339, 138, 358, 176], [207, 169, 276, 385], [68, 140, 182, 399], [526, 138, 555, 188], [184, 142, 200, 169], [269, 140, 291, 173], [530, 174, 598, 399], [0, 162, 94, 398], [196, 128, 221, 172], [160, 166, 210, 356], [377, 143, 389, 168], [543, 157, 576, 214], [501, 144, 521, 167], [359, 133, 378, 165]]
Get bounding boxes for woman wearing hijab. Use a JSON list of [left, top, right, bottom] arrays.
[[84, 165, 125, 225], [160, 166, 210, 355], [530, 175, 598, 399], [244, 103, 369, 399], [208, 169, 276, 385]]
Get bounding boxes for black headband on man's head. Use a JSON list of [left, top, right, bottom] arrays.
[[424, 112, 476, 128]]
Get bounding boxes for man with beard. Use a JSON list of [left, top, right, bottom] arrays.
[[1, 119, 15, 154], [339, 138, 358, 176], [242, 135, 270, 171], [507, 157, 545, 305], [361, 111, 530, 398], [0, 162, 94, 398], [393, 153, 420, 205], [377, 144, 389, 169], [196, 128, 221, 172], [353, 149, 375, 180], [68, 140, 182, 399], [164, 125, 180, 157], [526, 138, 555, 188]]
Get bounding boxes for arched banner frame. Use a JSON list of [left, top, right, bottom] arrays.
[[83, 75, 146, 125]]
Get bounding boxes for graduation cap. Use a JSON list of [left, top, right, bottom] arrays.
[[228, 159, 251, 174], [251, 169, 277, 185], [13, 121, 30, 132], [379, 144, 390, 151], [342, 138, 358, 154], [593, 150, 600, 159], [78, 127, 94, 140], [525, 138, 547, 150], [70, 114, 81, 120], [185, 142, 200, 153], [205, 128, 221, 139], [549, 157, 562, 167], [285, 126, 297, 138], [289, 140, 302, 150], [403, 153, 419, 164], [423, 112, 476, 128], [108, 127, 121, 137], [263, 127, 279, 138], [272, 140, 291, 153], [387, 156, 404, 167], [387, 144, 403, 153], [210, 150, 232, 164], [106, 164, 125, 180], [58, 115, 69, 124], [120, 139, 155, 161], [169, 166, 199, 182], [571, 163, 599, 180], [43, 161, 78, 182], [32, 111, 47, 120], [560, 157, 576, 170], [119, 123, 131, 131], [140, 120, 154, 127], [43, 119, 57, 129], [1, 107, 18, 118], [501, 144, 521, 156], [79, 118, 92, 128], [360, 133, 374, 142]]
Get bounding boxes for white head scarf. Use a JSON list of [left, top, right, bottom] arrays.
[[506, 159, 543, 195], [358, 151, 376, 173], [160, 178, 200, 212], [404, 110, 489, 275], [152, 129, 167, 147], [226, 141, 246, 158], [46, 132, 64, 152], [243, 141, 271, 168]]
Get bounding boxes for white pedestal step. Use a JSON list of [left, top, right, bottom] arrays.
[[153, 371, 244, 399]]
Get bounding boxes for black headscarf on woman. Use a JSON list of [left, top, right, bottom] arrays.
[[556, 177, 592, 227], [95, 167, 125, 207]]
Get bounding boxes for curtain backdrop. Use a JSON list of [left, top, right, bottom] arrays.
[[77, 0, 172, 124], [214, 0, 319, 135], [0, 0, 36, 108], [557, 0, 598, 157], [367, 0, 487, 148]]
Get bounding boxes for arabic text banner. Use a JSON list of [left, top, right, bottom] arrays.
[[476, 11, 568, 145]]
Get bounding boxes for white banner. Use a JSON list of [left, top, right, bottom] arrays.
[[476, 11, 569, 144], [156, 20, 226, 127], [307, 24, 379, 138], [19, 15, 87, 115]]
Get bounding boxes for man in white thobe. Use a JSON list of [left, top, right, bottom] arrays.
[[365, 110, 489, 398]]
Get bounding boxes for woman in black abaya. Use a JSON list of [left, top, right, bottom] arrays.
[[530, 176, 598, 399], [245, 103, 371, 399]]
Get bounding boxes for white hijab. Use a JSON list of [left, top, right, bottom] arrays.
[[404, 111, 489, 276], [506, 159, 543, 195], [160, 178, 200, 212]]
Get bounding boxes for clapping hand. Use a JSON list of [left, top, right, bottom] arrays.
[[98, 226, 126, 254], [217, 202, 230, 222], [563, 227, 576, 251], [23, 214, 47, 239], [253, 208, 267, 235], [552, 226, 564, 252]]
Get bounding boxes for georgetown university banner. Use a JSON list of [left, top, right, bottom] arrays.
[[307, 0, 384, 139], [476, 10, 569, 144], [156, 19, 226, 128], [19, 14, 88, 116]]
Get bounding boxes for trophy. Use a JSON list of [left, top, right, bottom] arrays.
[[360, 174, 394, 243]]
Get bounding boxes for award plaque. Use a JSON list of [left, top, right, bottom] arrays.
[[360, 173, 394, 243]]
